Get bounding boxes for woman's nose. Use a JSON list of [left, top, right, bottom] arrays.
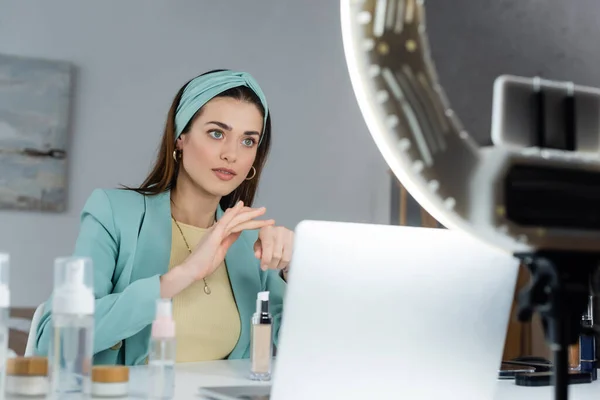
[[220, 141, 238, 163]]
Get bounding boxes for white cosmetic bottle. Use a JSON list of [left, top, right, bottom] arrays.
[[148, 299, 176, 399], [0, 253, 10, 400], [48, 257, 94, 399]]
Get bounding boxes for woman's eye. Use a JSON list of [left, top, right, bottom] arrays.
[[209, 130, 224, 139], [242, 138, 256, 147]]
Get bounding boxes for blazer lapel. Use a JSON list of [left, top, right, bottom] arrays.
[[126, 190, 172, 364], [132, 190, 172, 280], [217, 207, 262, 358]]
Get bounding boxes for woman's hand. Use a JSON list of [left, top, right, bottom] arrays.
[[254, 225, 294, 278], [160, 201, 274, 298]]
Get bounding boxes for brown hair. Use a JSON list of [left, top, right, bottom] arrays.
[[125, 69, 272, 209]]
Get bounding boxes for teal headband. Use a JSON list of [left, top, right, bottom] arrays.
[[175, 70, 269, 143]]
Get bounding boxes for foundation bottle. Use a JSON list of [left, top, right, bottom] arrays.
[[249, 291, 273, 381]]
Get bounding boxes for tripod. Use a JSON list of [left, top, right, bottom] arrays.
[[517, 251, 598, 400]]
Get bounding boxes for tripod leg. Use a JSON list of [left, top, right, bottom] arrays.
[[516, 252, 596, 400], [552, 320, 569, 400]]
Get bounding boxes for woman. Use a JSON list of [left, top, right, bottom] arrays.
[[34, 69, 293, 365]]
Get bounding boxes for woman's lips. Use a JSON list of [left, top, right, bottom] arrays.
[[212, 168, 237, 181]]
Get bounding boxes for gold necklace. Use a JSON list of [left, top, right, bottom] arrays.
[[172, 216, 211, 295]]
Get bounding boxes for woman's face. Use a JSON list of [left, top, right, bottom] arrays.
[[176, 96, 263, 197]]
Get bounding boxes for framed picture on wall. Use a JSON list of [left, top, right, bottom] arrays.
[[0, 53, 74, 212]]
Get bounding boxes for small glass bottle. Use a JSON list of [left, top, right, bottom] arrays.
[[48, 257, 95, 399], [148, 299, 176, 399], [249, 291, 273, 381], [0, 253, 10, 400], [568, 342, 580, 371], [580, 295, 597, 380]]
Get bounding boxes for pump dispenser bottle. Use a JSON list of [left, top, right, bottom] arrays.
[[148, 299, 176, 399], [0, 253, 10, 400], [250, 291, 273, 381], [48, 257, 94, 398]]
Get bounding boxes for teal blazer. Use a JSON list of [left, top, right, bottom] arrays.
[[34, 189, 286, 365]]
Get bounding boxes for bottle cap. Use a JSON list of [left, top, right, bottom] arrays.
[[258, 291, 269, 302], [52, 257, 94, 315], [6, 357, 48, 376], [151, 299, 175, 339], [255, 291, 270, 314], [92, 366, 129, 383], [156, 298, 172, 319], [0, 253, 10, 308]]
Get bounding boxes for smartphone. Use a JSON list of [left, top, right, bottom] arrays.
[[498, 363, 536, 379], [515, 371, 592, 387], [491, 74, 600, 153]]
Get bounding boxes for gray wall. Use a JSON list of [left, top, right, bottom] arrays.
[[426, 0, 600, 145], [2, 0, 598, 306], [0, 0, 391, 306]]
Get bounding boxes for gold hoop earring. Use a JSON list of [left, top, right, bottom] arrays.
[[173, 150, 181, 162], [245, 166, 256, 180]]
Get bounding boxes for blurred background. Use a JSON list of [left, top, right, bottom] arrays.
[[2, 0, 597, 358]]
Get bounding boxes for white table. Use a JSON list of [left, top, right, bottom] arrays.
[[168, 359, 269, 399], [149, 359, 600, 399], [11, 360, 595, 399]]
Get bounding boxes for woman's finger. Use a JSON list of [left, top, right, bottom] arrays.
[[280, 230, 294, 271], [225, 207, 267, 232], [217, 204, 262, 231], [259, 229, 274, 271], [228, 219, 275, 235], [213, 201, 245, 235], [269, 230, 283, 270]]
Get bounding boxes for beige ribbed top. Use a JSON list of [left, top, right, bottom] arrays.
[[168, 220, 241, 363]]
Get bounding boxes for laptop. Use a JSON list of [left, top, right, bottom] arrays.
[[198, 221, 519, 399], [269, 220, 520, 399]]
